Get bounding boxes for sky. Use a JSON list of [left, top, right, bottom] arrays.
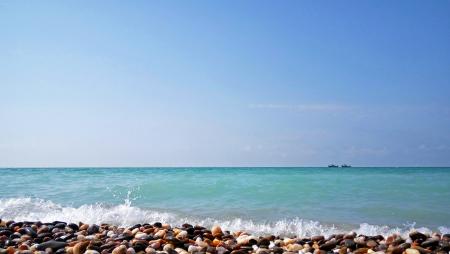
[[1, 0, 450, 167]]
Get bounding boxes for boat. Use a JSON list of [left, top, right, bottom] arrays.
[[341, 164, 352, 167], [328, 164, 339, 168]]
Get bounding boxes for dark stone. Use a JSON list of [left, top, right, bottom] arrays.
[[344, 233, 356, 240], [248, 238, 257, 246], [343, 239, 356, 250], [320, 240, 337, 251], [258, 238, 270, 247], [9, 222, 23, 229], [132, 241, 147, 252], [67, 224, 79, 231], [376, 244, 387, 252], [37, 233, 53, 239], [114, 233, 133, 241], [130, 224, 141, 230], [54, 223, 66, 229], [9, 233, 21, 240], [0, 231, 12, 237], [100, 242, 116, 251], [165, 236, 184, 247], [312, 235, 325, 242], [334, 234, 344, 240], [421, 239, 439, 248], [182, 224, 193, 229], [410, 232, 427, 242], [153, 222, 162, 228], [24, 227, 37, 238], [36, 240, 67, 251], [52, 221, 67, 226], [439, 241, 450, 252], [186, 227, 195, 235], [87, 224, 100, 235], [272, 247, 284, 254]]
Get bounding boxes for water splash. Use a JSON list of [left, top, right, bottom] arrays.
[[0, 197, 448, 237]]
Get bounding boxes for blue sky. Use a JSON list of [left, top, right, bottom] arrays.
[[1, 1, 449, 167]]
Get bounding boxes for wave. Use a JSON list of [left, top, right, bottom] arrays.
[[0, 197, 448, 237]]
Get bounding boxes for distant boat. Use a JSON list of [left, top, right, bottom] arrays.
[[328, 164, 339, 168], [341, 164, 352, 168]]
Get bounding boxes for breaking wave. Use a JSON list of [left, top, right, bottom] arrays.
[[0, 197, 448, 237]]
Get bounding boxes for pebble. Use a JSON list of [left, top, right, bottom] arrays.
[[113, 245, 128, 254], [0, 220, 447, 254]]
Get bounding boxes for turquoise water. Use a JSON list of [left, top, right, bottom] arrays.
[[0, 167, 449, 236]]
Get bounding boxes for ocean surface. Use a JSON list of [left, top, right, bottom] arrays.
[[0, 167, 449, 237]]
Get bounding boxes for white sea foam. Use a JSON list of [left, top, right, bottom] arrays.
[[0, 197, 448, 238]]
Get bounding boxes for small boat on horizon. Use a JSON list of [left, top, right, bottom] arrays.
[[328, 164, 352, 168]]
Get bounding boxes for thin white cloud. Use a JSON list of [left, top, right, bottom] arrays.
[[249, 103, 352, 112]]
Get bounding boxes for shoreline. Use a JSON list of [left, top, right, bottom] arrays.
[[0, 220, 448, 254]]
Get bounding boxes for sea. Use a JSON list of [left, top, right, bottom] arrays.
[[0, 167, 449, 237]]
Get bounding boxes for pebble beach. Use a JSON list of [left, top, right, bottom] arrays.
[[1, 220, 449, 254]]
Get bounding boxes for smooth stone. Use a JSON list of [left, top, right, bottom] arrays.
[[19, 244, 29, 251], [256, 249, 269, 254], [404, 249, 420, 254], [6, 247, 15, 254], [355, 237, 367, 246], [37, 241, 67, 251], [319, 240, 337, 251], [163, 244, 174, 252], [127, 248, 136, 254], [54, 223, 66, 229], [135, 233, 148, 240], [24, 227, 37, 238], [211, 226, 223, 238], [353, 248, 369, 254], [133, 241, 149, 252], [67, 224, 79, 231], [230, 251, 246, 254], [0, 230, 12, 237], [388, 247, 403, 254], [73, 241, 90, 254], [286, 244, 303, 252], [85, 251, 100, 254], [272, 247, 284, 254], [87, 225, 100, 235], [420, 239, 439, 248], [145, 248, 156, 254], [344, 233, 356, 240], [107, 231, 116, 238], [79, 225, 89, 231], [367, 240, 377, 248], [412, 246, 431, 254], [187, 246, 199, 253], [312, 236, 325, 243], [344, 239, 356, 249], [409, 232, 427, 242], [175, 231, 187, 240], [38, 233, 53, 239], [113, 245, 128, 254]]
